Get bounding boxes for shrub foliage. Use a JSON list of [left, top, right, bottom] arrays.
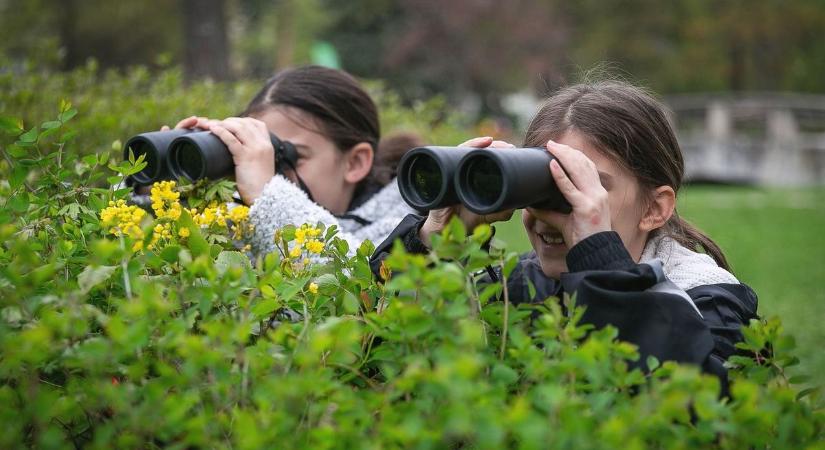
[[0, 107, 823, 449]]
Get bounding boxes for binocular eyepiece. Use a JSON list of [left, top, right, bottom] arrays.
[[398, 146, 572, 215], [124, 129, 298, 184]]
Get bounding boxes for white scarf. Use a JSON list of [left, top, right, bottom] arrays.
[[640, 233, 739, 291]]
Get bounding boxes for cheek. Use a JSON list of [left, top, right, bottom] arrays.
[[606, 189, 645, 240], [521, 210, 534, 230]]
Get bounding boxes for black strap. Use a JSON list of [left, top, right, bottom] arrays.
[[334, 213, 372, 226]]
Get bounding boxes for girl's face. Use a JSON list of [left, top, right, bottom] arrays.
[[521, 130, 650, 279], [255, 107, 360, 215]]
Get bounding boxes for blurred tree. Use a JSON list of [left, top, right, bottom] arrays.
[[233, 0, 331, 77], [2, 0, 825, 96], [182, 0, 231, 81], [322, 0, 570, 118]]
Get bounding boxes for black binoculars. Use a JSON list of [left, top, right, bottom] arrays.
[[124, 129, 298, 184], [397, 146, 572, 215]]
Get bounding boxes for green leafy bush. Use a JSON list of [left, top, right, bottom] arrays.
[[1, 107, 823, 449], [0, 59, 470, 163]]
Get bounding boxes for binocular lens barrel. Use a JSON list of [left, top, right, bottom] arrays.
[[456, 148, 571, 214], [124, 129, 192, 184], [397, 146, 476, 210], [124, 128, 297, 184], [168, 131, 234, 181], [397, 146, 572, 214]]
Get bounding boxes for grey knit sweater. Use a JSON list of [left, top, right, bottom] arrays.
[[248, 174, 416, 257]]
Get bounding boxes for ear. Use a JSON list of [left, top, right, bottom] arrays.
[[639, 186, 676, 232], [343, 142, 374, 184]]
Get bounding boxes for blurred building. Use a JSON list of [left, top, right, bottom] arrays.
[[668, 94, 825, 186], [502, 91, 825, 186]]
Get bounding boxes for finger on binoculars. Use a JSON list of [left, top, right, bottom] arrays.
[[546, 140, 601, 193], [160, 125, 170, 131], [458, 136, 493, 147], [490, 140, 516, 148], [174, 116, 198, 129], [549, 158, 585, 204], [209, 124, 243, 149], [174, 116, 215, 130], [212, 119, 255, 145]]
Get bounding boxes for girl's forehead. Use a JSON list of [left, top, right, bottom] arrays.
[[556, 130, 637, 189], [256, 107, 330, 147]]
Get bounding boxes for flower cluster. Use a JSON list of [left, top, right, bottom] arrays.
[[191, 203, 253, 240], [99, 180, 254, 254], [100, 199, 147, 250], [289, 224, 325, 258], [191, 203, 228, 228], [150, 180, 182, 221]]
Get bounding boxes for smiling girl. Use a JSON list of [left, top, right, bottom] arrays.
[[372, 80, 758, 387]]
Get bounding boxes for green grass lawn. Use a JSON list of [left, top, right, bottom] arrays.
[[492, 186, 825, 377]]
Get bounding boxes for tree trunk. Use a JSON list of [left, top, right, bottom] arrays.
[[181, 0, 231, 81], [59, 0, 79, 69], [275, 0, 296, 70]]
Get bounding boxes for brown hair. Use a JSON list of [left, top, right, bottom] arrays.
[[523, 80, 731, 270]]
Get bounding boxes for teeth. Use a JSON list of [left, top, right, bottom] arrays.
[[538, 232, 564, 245]]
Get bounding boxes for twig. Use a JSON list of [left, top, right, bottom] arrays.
[[118, 234, 133, 300], [499, 264, 510, 361]]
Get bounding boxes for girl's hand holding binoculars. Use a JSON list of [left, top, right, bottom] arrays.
[[526, 139, 612, 249], [419, 137, 516, 248], [163, 116, 276, 205]]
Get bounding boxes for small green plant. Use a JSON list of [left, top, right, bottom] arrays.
[[0, 107, 823, 449]]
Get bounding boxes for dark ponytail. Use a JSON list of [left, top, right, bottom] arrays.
[[666, 214, 731, 271], [524, 80, 732, 271]]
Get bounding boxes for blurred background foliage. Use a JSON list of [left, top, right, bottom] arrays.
[[2, 0, 825, 120]]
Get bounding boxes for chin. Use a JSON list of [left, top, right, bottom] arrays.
[[527, 237, 568, 280], [537, 258, 566, 280]]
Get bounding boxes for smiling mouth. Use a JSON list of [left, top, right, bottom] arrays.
[[537, 231, 565, 246]]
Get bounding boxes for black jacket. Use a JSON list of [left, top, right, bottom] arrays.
[[370, 214, 759, 392]]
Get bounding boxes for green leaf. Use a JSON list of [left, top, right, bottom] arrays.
[[78, 265, 118, 294], [215, 251, 252, 274], [251, 297, 280, 319], [502, 252, 520, 278], [7, 193, 29, 213], [315, 273, 339, 295], [59, 108, 78, 123], [342, 291, 360, 314], [18, 126, 39, 144], [0, 116, 24, 135], [41, 120, 62, 130], [160, 245, 182, 263], [177, 209, 209, 257]]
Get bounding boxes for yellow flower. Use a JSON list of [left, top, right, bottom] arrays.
[[228, 205, 249, 223], [304, 239, 324, 254], [150, 180, 182, 221], [307, 226, 322, 238], [308, 283, 319, 295], [289, 246, 302, 259], [294, 227, 307, 245], [99, 199, 146, 241], [178, 227, 190, 238]]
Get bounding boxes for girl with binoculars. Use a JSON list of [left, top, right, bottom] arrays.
[[372, 80, 758, 393], [147, 65, 418, 256]]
